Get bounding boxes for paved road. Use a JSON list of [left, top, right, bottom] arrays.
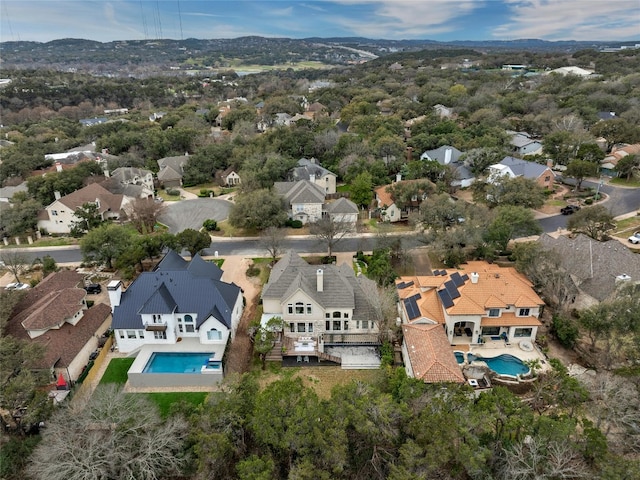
[[158, 198, 232, 233]]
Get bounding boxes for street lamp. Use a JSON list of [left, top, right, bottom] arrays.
[[595, 176, 604, 201]]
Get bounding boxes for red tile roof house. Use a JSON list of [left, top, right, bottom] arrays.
[[396, 261, 544, 383], [5, 270, 111, 385], [36, 183, 124, 235]]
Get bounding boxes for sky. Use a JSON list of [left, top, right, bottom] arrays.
[[1, 1, 639, 44]]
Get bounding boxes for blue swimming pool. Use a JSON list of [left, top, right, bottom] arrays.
[[467, 353, 529, 376], [454, 351, 465, 364], [143, 352, 217, 373]]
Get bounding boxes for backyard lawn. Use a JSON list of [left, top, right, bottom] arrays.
[[99, 358, 135, 384]]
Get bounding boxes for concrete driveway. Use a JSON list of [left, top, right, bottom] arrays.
[[158, 198, 233, 233]]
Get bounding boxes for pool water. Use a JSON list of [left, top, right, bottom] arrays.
[[467, 353, 529, 376], [454, 352, 465, 364], [143, 352, 215, 373]]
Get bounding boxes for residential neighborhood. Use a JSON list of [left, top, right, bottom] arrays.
[[1, 28, 640, 480]]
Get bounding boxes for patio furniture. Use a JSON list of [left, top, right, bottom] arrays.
[[303, 356, 310, 363], [296, 356, 302, 363]]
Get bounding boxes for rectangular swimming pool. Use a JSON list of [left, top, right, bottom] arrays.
[[143, 352, 217, 373]]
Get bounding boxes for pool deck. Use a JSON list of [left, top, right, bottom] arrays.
[[451, 341, 551, 373]]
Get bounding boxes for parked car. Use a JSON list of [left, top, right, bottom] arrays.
[[84, 284, 102, 294], [5, 282, 30, 291], [560, 205, 581, 215], [628, 232, 640, 244]]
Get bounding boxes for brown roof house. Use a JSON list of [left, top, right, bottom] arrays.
[[157, 155, 189, 188], [538, 233, 640, 309], [396, 261, 544, 383], [5, 270, 111, 383], [37, 183, 124, 234]]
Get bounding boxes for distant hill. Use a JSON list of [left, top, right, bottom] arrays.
[[0, 36, 635, 76]]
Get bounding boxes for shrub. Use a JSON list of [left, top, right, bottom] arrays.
[[166, 188, 180, 196], [198, 189, 214, 197], [285, 219, 303, 228], [321, 256, 336, 264], [551, 314, 579, 348], [584, 198, 593, 205], [380, 342, 394, 367], [202, 219, 219, 231], [246, 264, 260, 277]]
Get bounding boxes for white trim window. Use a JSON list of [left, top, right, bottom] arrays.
[[518, 308, 531, 317]]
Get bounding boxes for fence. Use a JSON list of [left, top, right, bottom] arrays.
[[73, 336, 113, 401]]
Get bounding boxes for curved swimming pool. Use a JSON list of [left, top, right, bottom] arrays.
[[467, 353, 530, 377], [454, 351, 465, 364]]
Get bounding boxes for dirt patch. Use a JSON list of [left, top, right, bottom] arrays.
[[258, 366, 383, 399]]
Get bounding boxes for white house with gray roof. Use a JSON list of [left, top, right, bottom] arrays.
[[109, 250, 243, 386], [275, 180, 326, 225], [291, 158, 337, 194], [420, 145, 475, 188], [261, 251, 381, 368], [324, 197, 359, 225], [488, 156, 554, 189], [508, 131, 543, 157]]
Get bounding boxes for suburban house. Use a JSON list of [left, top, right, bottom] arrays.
[[37, 183, 125, 234], [306, 102, 328, 119], [0, 181, 28, 203], [420, 145, 475, 188], [216, 167, 241, 187], [275, 180, 326, 225], [157, 155, 189, 188], [109, 250, 244, 387], [324, 197, 360, 226], [597, 111, 617, 121], [110, 167, 155, 192], [4, 270, 111, 383], [261, 251, 381, 368], [291, 158, 337, 194], [508, 131, 543, 157], [488, 156, 555, 189], [396, 261, 544, 347], [374, 178, 430, 223], [79, 117, 107, 127], [600, 144, 640, 177], [538, 233, 640, 308]]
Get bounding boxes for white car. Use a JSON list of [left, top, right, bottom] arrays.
[[5, 282, 30, 291], [629, 232, 640, 244]]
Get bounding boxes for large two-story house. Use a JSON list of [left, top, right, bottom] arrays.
[[261, 251, 381, 368], [109, 250, 243, 387], [4, 270, 111, 383], [37, 183, 125, 234], [290, 158, 337, 194], [397, 261, 544, 383], [488, 156, 555, 189], [275, 180, 326, 225]]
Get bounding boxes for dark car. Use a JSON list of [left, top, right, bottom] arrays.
[[560, 205, 581, 215], [84, 284, 102, 294]]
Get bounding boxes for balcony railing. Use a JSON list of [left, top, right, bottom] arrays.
[[144, 321, 167, 332]]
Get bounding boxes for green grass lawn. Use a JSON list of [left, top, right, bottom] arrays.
[[145, 392, 211, 418], [157, 190, 181, 201], [336, 184, 351, 193], [99, 358, 135, 384], [0, 236, 77, 249], [610, 177, 640, 188]]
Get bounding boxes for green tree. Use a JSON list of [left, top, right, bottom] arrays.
[[590, 118, 640, 151], [567, 205, 614, 241], [386, 180, 433, 210], [565, 159, 599, 191], [543, 130, 576, 165], [366, 248, 398, 286], [249, 316, 284, 370], [576, 143, 605, 163], [481, 175, 546, 209], [80, 224, 134, 268], [1, 197, 41, 236], [417, 193, 465, 231], [176, 228, 211, 257], [228, 189, 288, 231], [349, 171, 374, 208], [485, 205, 542, 251], [614, 154, 640, 181], [69, 202, 104, 237], [41, 255, 58, 278]]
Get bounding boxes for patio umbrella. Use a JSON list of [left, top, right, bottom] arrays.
[[56, 373, 67, 389]]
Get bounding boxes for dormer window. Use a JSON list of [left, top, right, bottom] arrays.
[[518, 308, 530, 317], [488, 309, 500, 317]]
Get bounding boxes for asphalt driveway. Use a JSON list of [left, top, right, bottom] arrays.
[[158, 198, 233, 233]]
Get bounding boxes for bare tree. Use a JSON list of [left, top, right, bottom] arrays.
[[360, 280, 399, 344], [0, 251, 28, 283], [310, 217, 354, 257], [124, 197, 166, 234], [27, 385, 188, 480], [260, 226, 286, 264]]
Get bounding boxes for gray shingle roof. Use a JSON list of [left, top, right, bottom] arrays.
[[538, 233, 640, 302], [111, 167, 152, 183], [275, 180, 325, 205], [421, 145, 463, 164], [500, 156, 549, 180], [324, 197, 359, 214], [291, 158, 336, 182], [112, 251, 239, 330], [262, 251, 378, 321]]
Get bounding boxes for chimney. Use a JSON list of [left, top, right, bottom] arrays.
[[470, 272, 479, 284], [107, 280, 123, 312], [310, 173, 316, 183], [406, 146, 413, 162], [396, 173, 402, 183], [546, 158, 553, 168], [444, 148, 452, 165], [103, 169, 110, 178], [316, 268, 324, 292], [54, 191, 61, 200], [55, 162, 63, 172]]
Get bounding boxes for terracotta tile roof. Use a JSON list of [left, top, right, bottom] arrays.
[[396, 261, 543, 323], [481, 313, 542, 327], [403, 323, 465, 383]]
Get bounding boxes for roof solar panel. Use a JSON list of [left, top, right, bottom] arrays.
[[438, 289, 454, 308], [444, 280, 461, 299], [450, 272, 464, 287], [404, 296, 421, 320], [460, 274, 469, 282], [396, 280, 414, 289]]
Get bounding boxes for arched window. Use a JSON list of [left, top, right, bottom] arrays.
[[184, 315, 193, 323], [295, 302, 304, 314], [207, 328, 222, 340]]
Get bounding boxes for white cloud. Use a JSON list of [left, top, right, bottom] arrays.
[[494, 0, 640, 41], [330, 0, 482, 38]]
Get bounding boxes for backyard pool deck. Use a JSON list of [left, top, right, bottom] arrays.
[[452, 341, 550, 372]]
